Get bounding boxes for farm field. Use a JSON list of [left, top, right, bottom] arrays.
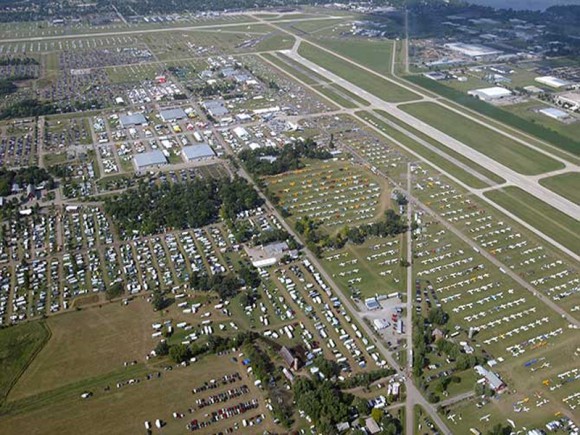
[[484, 186, 580, 255], [298, 42, 419, 103], [400, 102, 564, 176], [539, 172, 580, 206]]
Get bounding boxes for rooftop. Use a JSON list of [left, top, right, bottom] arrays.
[[120, 113, 147, 127], [160, 107, 187, 122], [133, 150, 167, 169], [182, 144, 215, 160]]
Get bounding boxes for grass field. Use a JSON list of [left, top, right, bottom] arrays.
[[405, 75, 580, 160], [0, 322, 50, 404], [313, 38, 394, 76], [312, 84, 359, 108], [539, 172, 580, 206], [484, 186, 580, 254], [298, 42, 419, 103], [372, 110, 506, 185], [400, 102, 563, 175], [9, 299, 155, 400], [356, 111, 491, 189]]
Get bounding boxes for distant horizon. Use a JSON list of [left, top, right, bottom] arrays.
[[467, 0, 580, 10]]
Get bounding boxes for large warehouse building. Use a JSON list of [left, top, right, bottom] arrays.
[[133, 150, 167, 171], [444, 42, 502, 58], [120, 113, 147, 128], [182, 144, 216, 161], [467, 86, 512, 101], [160, 107, 187, 122], [535, 76, 573, 89]]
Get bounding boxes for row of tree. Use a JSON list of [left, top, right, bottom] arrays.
[[239, 138, 332, 177], [104, 177, 263, 237]]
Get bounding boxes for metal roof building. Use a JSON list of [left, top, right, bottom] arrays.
[[468, 86, 512, 101], [182, 144, 216, 161], [539, 107, 569, 121], [202, 100, 229, 118], [160, 107, 187, 122], [120, 113, 147, 128], [133, 150, 167, 171]]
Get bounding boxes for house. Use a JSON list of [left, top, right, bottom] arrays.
[[279, 346, 299, 371], [474, 365, 506, 392], [432, 328, 445, 341], [365, 417, 381, 434]]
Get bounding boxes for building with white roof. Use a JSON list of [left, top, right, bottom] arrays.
[[444, 42, 502, 58], [120, 113, 147, 128], [468, 86, 512, 101], [133, 150, 167, 171], [160, 107, 187, 122], [182, 144, 216, 161], [535, 76, 573, 89], [539, 107, 569, 121]]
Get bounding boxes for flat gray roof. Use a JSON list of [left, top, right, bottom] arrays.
[[203, 100, 229, 117], [160, 107, 187, 122], [182, 144, 215, 161], [133, 150, 167, 169], [120, 113, 147, 127]]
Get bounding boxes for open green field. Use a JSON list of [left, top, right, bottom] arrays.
[[313, 38, 394, 76], [298, 42, 419, 103], [9, 299, 155, 400], [261, 53, 327, 86], [539, 172, 580, 206], [400, 102, 564, 175], [373, 110, 506, 185], [484, 186, 580, 254], [252, 33, 295, 51], [0, 322, 50, 404]]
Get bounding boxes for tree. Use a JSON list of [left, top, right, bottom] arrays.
[[371, 407, 384, 423], [354, 397, 370, 416], [105, 282, 124, 300], [155, 341, 169, 356], [169, 344, 191, 363], [487, 423, 512, 435], [151, 290, 167, 311]]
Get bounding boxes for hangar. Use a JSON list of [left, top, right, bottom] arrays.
[[182, 144, 216, 161], [133, 150, 167, 171]]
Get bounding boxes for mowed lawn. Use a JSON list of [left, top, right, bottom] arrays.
[[484, 186, 580, 254], [539, 172, 580, 205], [400, 102, 564, 175], [314, 38, 394, 76], [298, 42, 419, 103], [9, 298, 155, 401], [0, 322, 49, 403]]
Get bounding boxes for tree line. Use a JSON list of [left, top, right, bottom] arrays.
[[104, 177, 263, 237]]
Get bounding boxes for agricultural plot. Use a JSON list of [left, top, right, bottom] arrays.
[[400, 102, 563, 176]]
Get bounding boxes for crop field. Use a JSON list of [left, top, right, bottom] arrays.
[[484, 186, 580, 255], [265, 160, 391, 234], [298, 42, 419, 103], [539, 172, 580, 205], [400, 102, 563, 176]]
